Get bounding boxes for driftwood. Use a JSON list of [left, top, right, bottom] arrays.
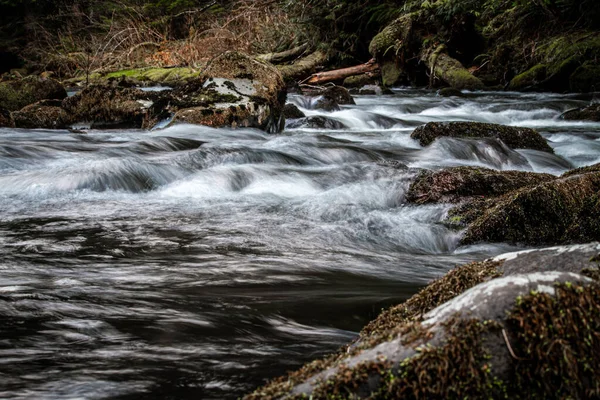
[[303, 59, 380, 85], [278, 51, 329, 82], [257, 43, 309, 65]]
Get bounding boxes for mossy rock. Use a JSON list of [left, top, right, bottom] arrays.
[[63, 84, 161, 129], [508, 64, 547, 91], [460, 170, 600, 245], [406, 167, 554, 205], [12, 100, 74, 129], [0, 75, 67, 111], [381, 61, 402, 87], [245, 242, 600, 399], [343, 74, 377, 88], [369, 14, 415, 58], [411, 121, 554, 153], [437, 87, 464, 97], [569, 63, 600, 93], [0, 105, 14, 128], [560, 104, 600, 122]]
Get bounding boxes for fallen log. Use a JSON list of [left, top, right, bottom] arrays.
[[304, 58, 379, 85], [422, 45, 484, 91], [278, 51, 329, 82], [257, 43, 309, 65]]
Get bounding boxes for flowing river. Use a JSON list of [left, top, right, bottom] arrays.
[[1, 89, 599, 399]]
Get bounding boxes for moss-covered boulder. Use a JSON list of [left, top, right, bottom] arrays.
[[369, 14, 415, 59], [381, 61, 403, 87], [423, 46, 485, 91], [245, 243, 600, 399], [460, 169, 600, 245], [0, 75, 67, 111], [171, 51, 286, 132], [508, 64, 547, 91], [561, 104, 600, 121], [101, 67, 201, 86], [343, 74, 377, 88], [406, 167, 554, 205], [411, 121, 554, 153], [569, 63, 600, 93], [0, 106, 14, 128], [63, 84, 161, 129], [12, 100, 74, 129]]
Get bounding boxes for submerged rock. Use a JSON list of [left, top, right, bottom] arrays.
[[561, 103, 600, 122], [411, 121, 554, 153], [245, 243, 600, 399], [0, 105, 14, 128], [460, 167, 600, 245], [286, 116, 347, 130], [303, 85, 356, 111], [406, 167, 554, 205], [0, 75, 67, 111], [13, 100, 74, 129]]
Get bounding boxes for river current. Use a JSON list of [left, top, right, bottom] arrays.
[[1, 89, 599, 399]]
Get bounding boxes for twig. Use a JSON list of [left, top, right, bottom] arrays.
[[502, 329, 527, 361]]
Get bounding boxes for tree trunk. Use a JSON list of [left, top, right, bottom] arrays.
[[304, 59, 379, 85], [278, 51, 329, 82]]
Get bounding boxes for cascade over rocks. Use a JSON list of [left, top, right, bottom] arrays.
[[0, 75, 67, 111], [286, 116, 347, 130], [245, 243, 600, 399], [411, 121, 554, 153]]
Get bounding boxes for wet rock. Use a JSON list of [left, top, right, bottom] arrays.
[[63, 84, 161, 129], [381, 61, 402, 87], [302, 85, 355, 111], [171, 51, 286, 132], [245, 243, 600, 399], [561, 103, 600, 122], [283, 103, 305, 119], [0, 75, 67, 111], [411, 121, 554, 153], [12, 100, 74, 129], [286, 116, 347, 130], [0, 105, 14, 128], [406, 167, 554, 205], [460, 168, 600, 246]]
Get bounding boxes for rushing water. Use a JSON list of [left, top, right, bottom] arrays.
[[1, 89, 599, 399]]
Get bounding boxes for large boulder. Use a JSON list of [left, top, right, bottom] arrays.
[[0, 105, 14, 128], [459, 166, 600, 245], [411, 121, 554, 153], [406, 167, 554, 205], [245, 243, 600, 399], [508, 64, 547, 91], [0, 75, 67, 111], [63, 84, 162, 129], [171, 51, 286, 132], [423, 46, 485, 91], [12, 100, 74, 129], [561, 104, 600, 122]]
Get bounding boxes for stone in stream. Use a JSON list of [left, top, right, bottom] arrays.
[[12, 99, 75, 129], [245, 243, 600, 399], [286, 116, 347, 130], [405, 166, 554, 205], [282, 103, 305, 119], [458, 165, 600, 246], [302, 85, 356, 111], [411, 121, 554, 153], [0, 75, 67, 112], [560, 103, 600, 122]]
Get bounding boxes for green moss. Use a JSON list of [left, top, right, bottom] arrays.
[[0, 76, 67, 111], [508, 64, 547, 90], [369, 14, 415, 58], [381, 61, 402, 87], [103, 67, 201, 84]]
